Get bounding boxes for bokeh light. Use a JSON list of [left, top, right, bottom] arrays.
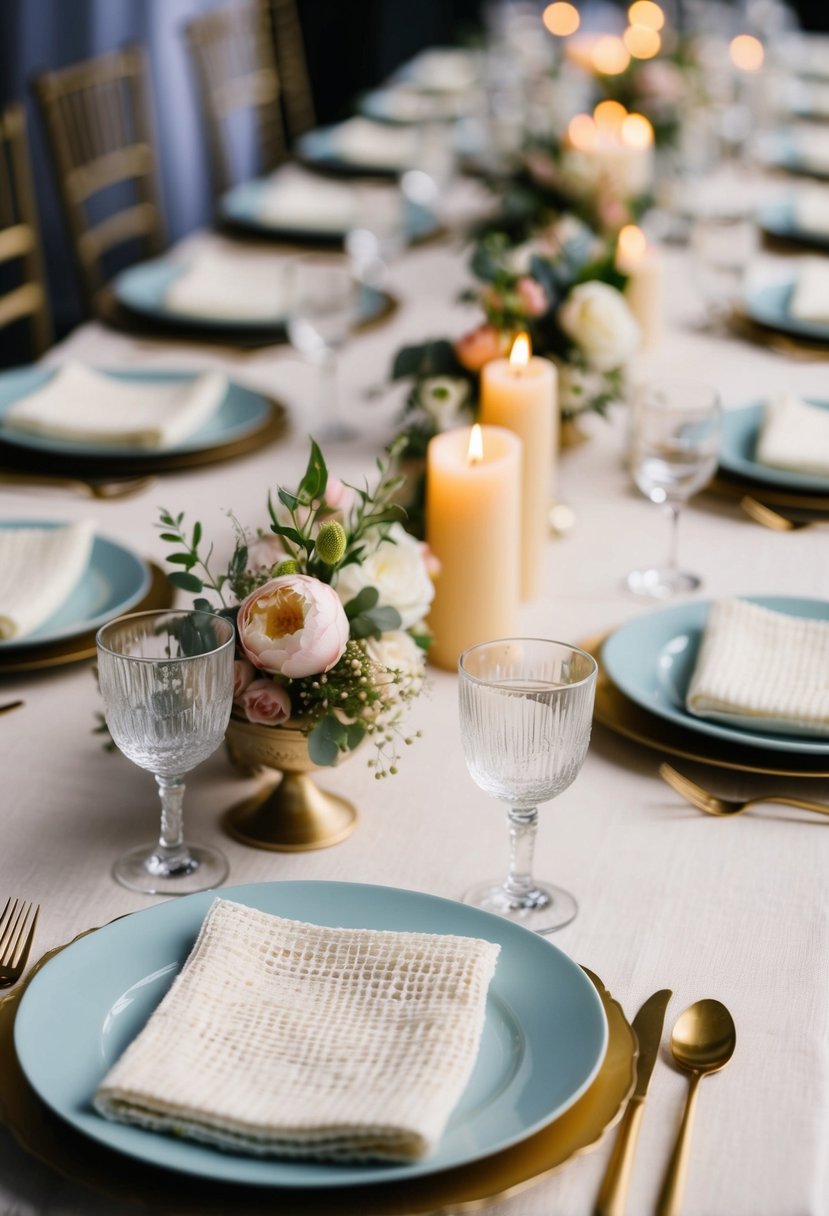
[[729, 34, 764, 72], [621, 112, 654, 148], [594, 99, 628, 134], [591, 35, 631, 75], [543, 2, 580, 37], [628, 1, 665, 31], [568, 113, 600, 150], [624, 24, 662, 59]]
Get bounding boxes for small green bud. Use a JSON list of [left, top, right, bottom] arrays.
[[275, 559, 298, 576], [316, 521, 347, 565]]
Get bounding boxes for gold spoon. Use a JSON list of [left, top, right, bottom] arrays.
[[659, 763, 829, 820], [740, 495, 826, 533], [656, 1000, 736, 1216], [0, 472, 157, 500]]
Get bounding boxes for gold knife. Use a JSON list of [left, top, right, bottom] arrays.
[[594, 988, 672, 1216]]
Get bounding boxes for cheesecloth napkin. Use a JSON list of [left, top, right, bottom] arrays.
[[686, 599, 829, 735], [93, 898, 500, 1162], [2, 364, 226, 449], [257, 167, 357, 231], [165, 251, 291, 322], [755, 393, 829, 476], [788, 258, 829, 323], [0, 521, 94, 641], [329, 119, 418, 171]]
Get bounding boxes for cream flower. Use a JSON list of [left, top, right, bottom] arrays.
[[364, 631, 425, 700], [335, 523, 434, 629], [557, 281, 640, 371]]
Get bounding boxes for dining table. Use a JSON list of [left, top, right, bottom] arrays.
[[0, 152, 828, 1216]]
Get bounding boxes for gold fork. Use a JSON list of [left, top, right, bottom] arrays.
[[0, 898, 40, 986], [740, 496, 826, 532], [0, 472, 156, 500], [659, 763, 829, 819]]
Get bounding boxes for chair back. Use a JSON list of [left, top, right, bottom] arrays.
[[0, 102, 51, 356], [32, 45, 165, 314], [270, 0, 315, 141]]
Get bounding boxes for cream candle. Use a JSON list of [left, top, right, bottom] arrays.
[[426, 424, 522, 671], [616, 224, 664, 349], [480, 334, 557, 601]]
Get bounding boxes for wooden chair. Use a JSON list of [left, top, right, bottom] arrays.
[[269, 0, 315, 142], [0, 103, 51, 356], [32, 45, 166, 315]]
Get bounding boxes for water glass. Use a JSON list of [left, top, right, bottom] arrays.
[[627, 380, 722, 599], [690, 212, 757, 328], [459, 638, 598, 935], [96, 609, 235, 895]]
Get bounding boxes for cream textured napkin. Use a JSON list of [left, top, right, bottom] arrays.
[[165, 251, 290, 321], [94, 898, 500, 1162], [687, 599, 829, 735], [793, 186, 829, 236], [257, 167, 357, 231], [755, 393, 829, 476], [0, 521, 94, 641], [3, 364, 226, 449], [788, 258, 829, 322], [330, 118, 418, 170]]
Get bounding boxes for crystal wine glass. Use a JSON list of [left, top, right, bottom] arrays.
[[627, 379, 722, 599], [96, 609, 235, 895], [459, 638, 598, 934], [286, 255, 361, 442]]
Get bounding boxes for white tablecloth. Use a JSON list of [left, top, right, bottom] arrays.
[[1, 185, 828, 1216]]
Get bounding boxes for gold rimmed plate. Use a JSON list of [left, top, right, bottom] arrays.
[[707, 470, 829, 513]]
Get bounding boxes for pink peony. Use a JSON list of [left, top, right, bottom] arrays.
[[454, 323, 509, 372], [235, 678, 292, 725], [233, 658, 256, 698], [516, 276, 548, 317], [237, 574, 349, 678]]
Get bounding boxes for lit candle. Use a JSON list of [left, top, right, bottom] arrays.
[[616, 224, 664, 349], [566, 109, 654, 201], [480, 334, 557, 600], [426, 424, 522, 671]]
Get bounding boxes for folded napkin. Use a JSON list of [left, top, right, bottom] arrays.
[[330, 118, 418, 171], [3, 364, 226, 450], [788, 258, 829, 323], [790, 127, 829, 174], [686, 599, 829, 736], [257, 167, 357, 232], [793, 186, 829, 236], [405, 49, 479, 93], [0, 521, 94, 641], [165, 251, 290, 322], [755, 393, 829, 476], [94, 899, 500, 1162]]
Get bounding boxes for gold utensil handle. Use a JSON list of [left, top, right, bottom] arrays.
[[656, 1071, 701, 1216], [0, 471, 88, 495], [594, 1096, 645, 1216], [767, 796, 829, 817]]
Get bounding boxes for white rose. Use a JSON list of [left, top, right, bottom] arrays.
[[557, 281, 641, 372], [417, 376, 472, 432], [335, 523, 434, 629], [364, 631, 425, 699]]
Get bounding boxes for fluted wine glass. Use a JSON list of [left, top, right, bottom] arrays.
[[96, 609, 235, 895], [459, 638, 598, 934]]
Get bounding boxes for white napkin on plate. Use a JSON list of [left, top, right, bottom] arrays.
[[793, 186, 829, 236], [257, 167, 357, 231], [788, 258, 829, 322], [329, 118, 418, 171], [790, 126, 829, 174], [405, 49, 479, 93], [165, 251, 290, 322], [755, 393, 829, 476], [2, 364, 227, 450], [687, 599, 829, 736], [94, 899, 499, 1162], [0, 521, 94, 641]]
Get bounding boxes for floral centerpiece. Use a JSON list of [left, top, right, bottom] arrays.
[[157, 439, 434, 779]]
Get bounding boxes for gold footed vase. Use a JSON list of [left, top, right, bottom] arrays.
[[223, 717, 357, 852]]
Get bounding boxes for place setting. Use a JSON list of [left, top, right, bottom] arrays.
[[757, 183, 829, 251]]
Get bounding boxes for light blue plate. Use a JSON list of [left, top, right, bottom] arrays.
[[757, 200, 829, 251], [296, 126, 407, 178], [114, 258, 387, 330], [220, 176, 439, 242], [14, 880, 608, 1189], [602, 596, 829, 754], [0, 520, 150, 650], [767, 135, 829, 181], [0, 367, 270, 460], [720, 400, 829, 491], [743, 280, 829, 343]]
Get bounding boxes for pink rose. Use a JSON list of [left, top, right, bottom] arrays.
[[237, 574, 349, 678], [454, 323, 508, 373], [516, 276, 548, 317], [236, 678, 292, 725], [324, 476, 356, 519], [233, 658, 256, 698], [246, 535, 285, 574]]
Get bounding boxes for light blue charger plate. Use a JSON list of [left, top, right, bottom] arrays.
[[602, 596, 829, 754], [720, 400, 829, 491], [220, 176, 439, 243], [114, 258, 387, 331], [0, 367, 271, 460], [14, 880, 608, 1190], [757, 200, 829, 251], [0, 520, 150, 650], [743, 280, 829, 343]]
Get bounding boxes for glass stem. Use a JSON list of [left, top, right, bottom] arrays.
[[666, 502, 682, 573], [319, 349, 339, 428], [155, 774, 188, 859], [504, 807, 538, 897]]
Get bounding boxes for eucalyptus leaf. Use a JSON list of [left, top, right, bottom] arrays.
[[343, 586, 379, 618], [167, 571, 204, 593]]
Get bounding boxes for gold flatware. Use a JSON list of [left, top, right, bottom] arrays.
[[656, 1000, 736, 1216], [594, 988, 672, 1216], [740, 495, 827, 532], [0, 471, 156, 500], [659, 762, 829, 819], [0, 899, 39, 987], [0, 700, 23, 715]]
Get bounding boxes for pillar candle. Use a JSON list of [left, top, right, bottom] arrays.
[[616, 225, 664, 350], [426, 424, 522, 671], [480, 336, 557, 600]]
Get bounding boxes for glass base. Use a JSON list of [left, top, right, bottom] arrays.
[[463, 879, 577, 935], [626, 566, 701, 599], [113, 842, 229, 896]]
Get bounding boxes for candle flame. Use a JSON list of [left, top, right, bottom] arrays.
[[628, 1, 665, 31], [568, 113, 599, 151], [623, 23, 662, 59], [730, 34, 764, 72], [617, 224, 648, 266], [510, 332, 531, 370], [594, 99, 628, 134], [542, 1, 580, 36], [591, 35, 631, 76], [621, 112, 654, 149], [467, 424, 484, 466]]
